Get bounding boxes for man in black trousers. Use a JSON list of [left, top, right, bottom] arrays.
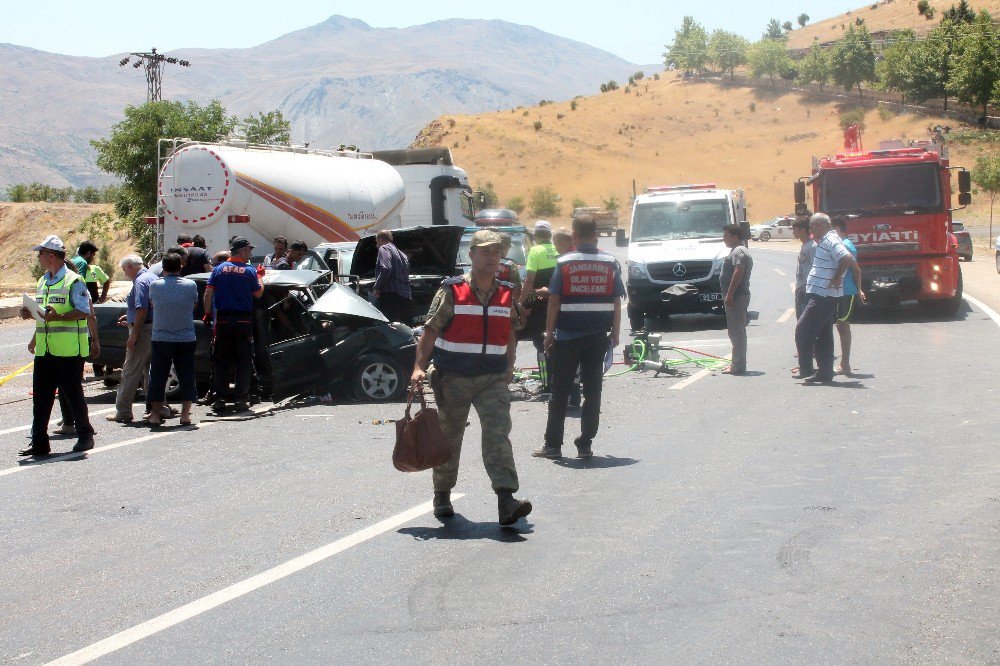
[[533, 218, 624, 459]]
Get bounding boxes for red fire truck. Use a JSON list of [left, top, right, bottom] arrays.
[[794, 136, 972, 315]]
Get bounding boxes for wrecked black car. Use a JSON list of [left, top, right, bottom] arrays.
[[92, 269, 415, 402], [350, 225, 465, 323]]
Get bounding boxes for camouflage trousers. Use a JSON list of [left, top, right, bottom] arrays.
[[429, 368, 519, 493]]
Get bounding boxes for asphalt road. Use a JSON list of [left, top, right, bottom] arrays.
[[2, 241, 999, 664]]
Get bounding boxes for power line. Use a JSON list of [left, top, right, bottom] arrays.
[[118, 48, 191, 101]]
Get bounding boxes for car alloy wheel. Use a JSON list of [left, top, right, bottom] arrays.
[[760, 231, 771, 241], [354, 354, 404, 402]]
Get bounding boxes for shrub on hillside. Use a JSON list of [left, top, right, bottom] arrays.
[[529, 186, 561, 217], [506, 196, 525, 215], [917, 0, 930, 15], [533, 121, 543, 131], [570, 100, 578, 111], [839, 107, 867, 130]]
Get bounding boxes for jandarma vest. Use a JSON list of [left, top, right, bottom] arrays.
[[556, 251, 617, 332], [433, 278, 512, 376], [35, 271, 89, 357], [497, 259, 516, 283]]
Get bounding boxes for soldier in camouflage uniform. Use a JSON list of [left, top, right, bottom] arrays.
[[410, 229, 532, 525]]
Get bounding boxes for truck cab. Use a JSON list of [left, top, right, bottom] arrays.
[[617, 184, 747, 329], [795, 140, 971, 314]]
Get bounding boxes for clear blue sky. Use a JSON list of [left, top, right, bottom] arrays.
[[2, 0, 864, 64]]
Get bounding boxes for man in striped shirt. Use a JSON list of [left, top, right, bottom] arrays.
[[794, 213, 864, 383]]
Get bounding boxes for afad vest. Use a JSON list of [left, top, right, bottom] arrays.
[[35, 271, 89, 357], [556, 251, 617, 332], [433, 277, 512, 376]]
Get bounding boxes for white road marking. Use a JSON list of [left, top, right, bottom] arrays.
[[46, 497, 461, 666], [0, 421, 213, 478], [963, 294, 1000, 330], [669, 368, 713, 390], [777, 307, 796, 323], [0, 408, 116, 437], [773, 268, 787, 276]]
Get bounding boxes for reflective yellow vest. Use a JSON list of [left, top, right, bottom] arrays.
[[35, 271, 89, 357]]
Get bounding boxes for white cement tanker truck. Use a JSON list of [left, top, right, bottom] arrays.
[[154, 139, 475, 252]]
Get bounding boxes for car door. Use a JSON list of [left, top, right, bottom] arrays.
[[267, 334, 328, 400]]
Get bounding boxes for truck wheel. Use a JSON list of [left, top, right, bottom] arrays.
[[351, 354, 406, 402], [759, 231, 771, 241], [627, 305, 645, 332], [920, 271, 963, 317]]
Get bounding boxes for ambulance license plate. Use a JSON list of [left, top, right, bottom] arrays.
[[699, 293, 723, 302]]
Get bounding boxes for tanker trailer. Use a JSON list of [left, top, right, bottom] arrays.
[[156, 141, 474, 253]]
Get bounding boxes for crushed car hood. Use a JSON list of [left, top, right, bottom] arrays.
[[309, 283, 388, 323], [351, 226, 465, 280]]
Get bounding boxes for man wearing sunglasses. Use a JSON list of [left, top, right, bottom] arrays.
[[20, 235, 95, 456]]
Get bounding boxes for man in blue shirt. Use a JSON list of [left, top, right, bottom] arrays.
[[373, 230, 413, 324], [108, 254, 158, 423], [204, 237, 263, 413], [534, 218, 625, 459], [831, 218, 866, 377]]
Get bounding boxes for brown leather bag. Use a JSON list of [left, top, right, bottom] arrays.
[[393, 387, 451, 472]]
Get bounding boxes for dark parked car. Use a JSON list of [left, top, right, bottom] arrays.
[[473, 208, 519, 227], [351, 226, 465, 324], [92, 270, 416, 402], [951, 221, 973, 262]]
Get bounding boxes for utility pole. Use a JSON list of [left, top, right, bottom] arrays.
[[118, 48, 191, 101]]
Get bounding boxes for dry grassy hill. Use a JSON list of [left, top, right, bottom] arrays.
[[787, 0, 1000, 48], [0, 203, 133, 293], [416, 72, 996, 229]]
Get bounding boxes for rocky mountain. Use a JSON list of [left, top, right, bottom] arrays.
[[0, 16, 640, 190]]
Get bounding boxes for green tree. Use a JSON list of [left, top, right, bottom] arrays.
[[948, 10, 1000, 117], [91, 100, 238, 252], [6, 183, 27, 202], [830, 24, 877, 96], [917, 0, 930, 16], [798, 43, 832, 91], [797, 13, 810, 28], [529, 186, 560, 217], [240, 110, 291, 145], [783, 21, 794, 32], [506, 195, 525, 215], [748, 39, 792, 85], [941, 0, 976, 25], [876, 29, 918, 103], [476, 181, 500, 208], [602, 193, 620, 212], [905, 20, 962, 111], [763, 18, 787, 41], [663, 16, 710, 75], [709, 29, 750, 78], [972, 151, 1000, 242]]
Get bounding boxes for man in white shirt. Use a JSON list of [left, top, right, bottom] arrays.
[[794, 213, 862, 383]]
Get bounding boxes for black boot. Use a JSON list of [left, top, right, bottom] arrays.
[[497, 490, 532, 525], [433, 490, 454, 518]]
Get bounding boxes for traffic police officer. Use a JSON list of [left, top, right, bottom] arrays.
[[518, 221, 558, 390], [204, 237, 263, 413], [410, 229, 532, 525], [534, 218, 624, 459], [20, 235, 95, 456]]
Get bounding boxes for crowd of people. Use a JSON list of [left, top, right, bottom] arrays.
[[19, 233, 267, 457], [17, 214, 864, 527], [710, 212, 864, 380]]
